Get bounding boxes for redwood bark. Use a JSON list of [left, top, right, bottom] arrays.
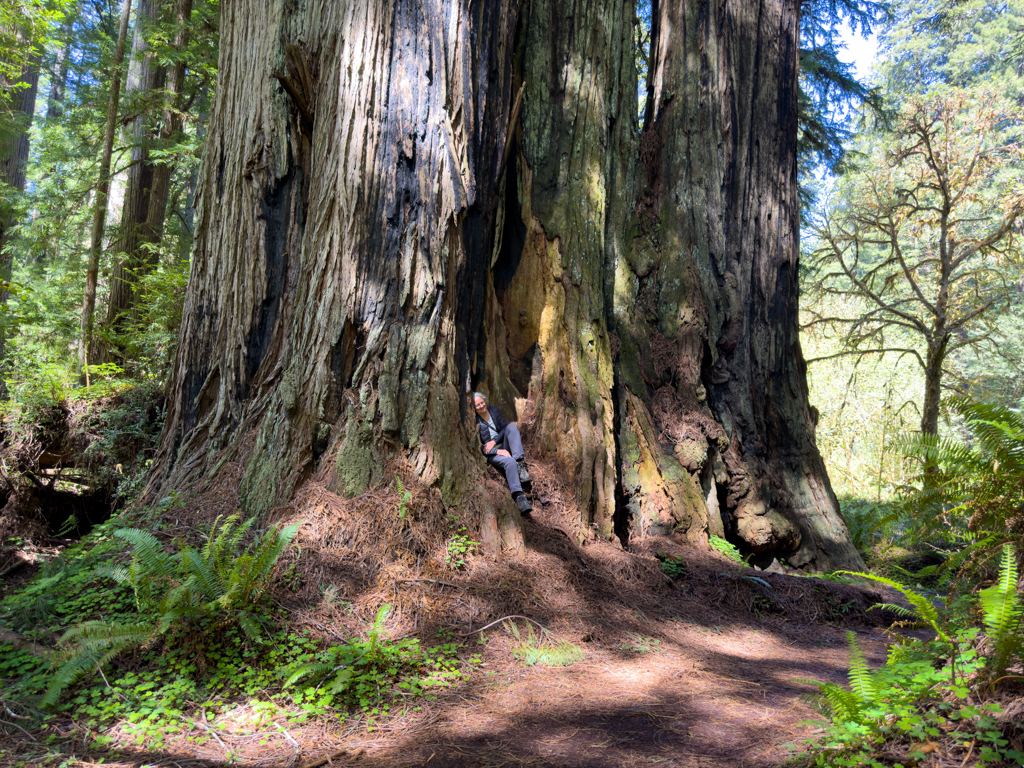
[[0, 55, 39, 273], [487, 0, 637, 540], [149, 0, 862, 571], [149, 0, 526, 551], [622, 0, 862, 569]]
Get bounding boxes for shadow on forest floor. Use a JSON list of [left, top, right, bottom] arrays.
[[0, 455, 912, 768]]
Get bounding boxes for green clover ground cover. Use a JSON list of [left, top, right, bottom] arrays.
[[0, 516, 481, 757]]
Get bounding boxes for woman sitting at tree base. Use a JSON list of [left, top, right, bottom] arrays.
[[473, 392, 532, 515]]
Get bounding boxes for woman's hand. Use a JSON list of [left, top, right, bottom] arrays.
[[495, 449, 511, 457], [484, 440, 497, 452]]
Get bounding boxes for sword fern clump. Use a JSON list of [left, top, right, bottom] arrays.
[[899, 398, 1024, 568], [43, 514, 297, 707], [798, 547, 1024, 767], [978, 544, 1023, 686]]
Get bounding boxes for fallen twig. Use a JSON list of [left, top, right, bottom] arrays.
[[276, 721, 302, 767], [397, 578, 463, 588], [297, 747, 364, 768], [2, 703, 30, 720], [461, 615, 551, 636], [0, 716, 39, 743]]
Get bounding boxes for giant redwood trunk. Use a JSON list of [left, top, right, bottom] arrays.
[[485, 0, 637, 540], [149, 0, 863, 571], [610, 0, 862, 570], [149, 0, 530, 552]]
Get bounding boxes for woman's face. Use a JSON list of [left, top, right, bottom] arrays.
[[474, 396, 488, 416]]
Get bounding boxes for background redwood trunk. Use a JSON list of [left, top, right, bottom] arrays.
[[622, 0, 862, 569], [45, 16, 73, 120], [0, 45, 40, 398], [103, 0, 166, 344]]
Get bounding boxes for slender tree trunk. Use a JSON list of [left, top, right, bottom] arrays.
[[0, 44, 40, 397], [103, 0, 164, 348], [46, 15, 73, 120], [77, 0, 133, 380], [104, 0, 193, 343], [921, 336, 948, 437], [142, 0, 193, 258]]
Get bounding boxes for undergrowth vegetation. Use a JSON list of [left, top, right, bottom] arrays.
[[0, 511, 481, 748], [284, 605, 470, 714], [42, 514, 298, 706], [791, 403, 1024, 767], [505, 620, 584, 667], [796, 546, 1024, 767]]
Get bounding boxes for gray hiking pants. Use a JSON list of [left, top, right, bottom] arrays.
[[486, 423, 525, 495]]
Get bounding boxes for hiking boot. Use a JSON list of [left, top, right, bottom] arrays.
[[517, 459, 531, 485], [515, 494, 533, 516]]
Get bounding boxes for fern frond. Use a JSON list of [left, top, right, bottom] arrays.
[[181, 547, 225, 602], [368, 604, 391, 655], [250, 524, 298, 583], [57, 620, 155, 651], [980, 544, 1024, 682], [160, 580, 198, 613], [941, 533, 998, 575], [326, 668, 354, 693], [44, 620, 156, 707], [94, 564, 131, 584], [203, 514, 243, 565], [283, 662, 336, 688], [237, 611, 264, 643], [835, 571, 948, 641], [846, 632, 878, 705], [867, 602, 919, 620], [224, 514, 255, 555], [114, 528, 177, 579], [803, 679, 863, 722], [41, 653, 98, 708], [981, 545, 1021, 636], [205, 514, 253, 571]]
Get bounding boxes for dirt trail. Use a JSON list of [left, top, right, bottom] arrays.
[[6, 606, 893, 768], [0, 500, 903, 768], [339, 618, 893, 768]]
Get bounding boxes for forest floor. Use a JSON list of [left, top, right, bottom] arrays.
[[0, 519, 907, 768]]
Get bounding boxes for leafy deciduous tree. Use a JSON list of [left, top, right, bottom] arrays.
[[808, 92, 1024, 437]]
